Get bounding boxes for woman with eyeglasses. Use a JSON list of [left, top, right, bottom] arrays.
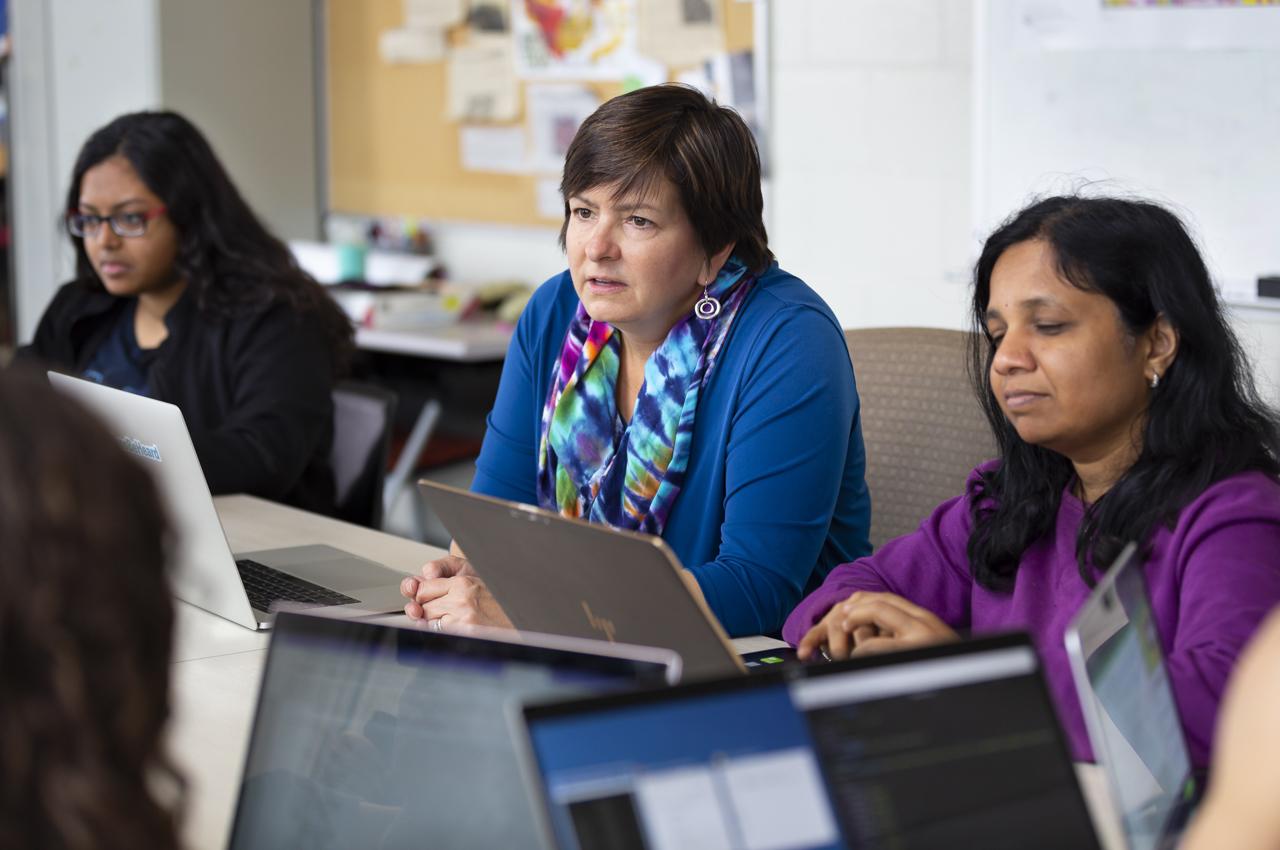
[[785, 195, 1280, 769], [16, 110, 353, 514], [1181, 606, 1280, 849]]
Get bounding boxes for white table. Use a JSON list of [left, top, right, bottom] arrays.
[[172, 495, 442, 850], [353, 321, 512, 533], [171, 495, 1124, 850]]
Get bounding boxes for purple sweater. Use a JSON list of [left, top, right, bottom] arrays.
[[783, 464, 1280, 769]]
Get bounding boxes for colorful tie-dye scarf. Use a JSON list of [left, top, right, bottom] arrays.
[[536, 257, 755, 535]]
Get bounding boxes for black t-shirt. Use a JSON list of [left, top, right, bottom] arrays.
[[81, 299, 160, 395]]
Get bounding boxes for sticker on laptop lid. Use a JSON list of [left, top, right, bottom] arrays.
[[120, 436, 162, 463]]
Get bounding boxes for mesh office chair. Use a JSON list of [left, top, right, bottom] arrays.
[[330, 381, 398, 529], [845, 327, 997, 551]]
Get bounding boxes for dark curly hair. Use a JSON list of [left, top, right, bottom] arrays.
[[0, 368, 183, 850], [966, 195, 1280, 590], [64, 109, 353, 372]]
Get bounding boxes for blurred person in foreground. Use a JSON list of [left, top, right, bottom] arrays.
[[1181, 606, 1280, 850], [0, 368, 181, 849]]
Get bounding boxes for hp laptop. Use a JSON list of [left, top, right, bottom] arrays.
[[419, 480, 753, 680], [1065, 543, 1201, 850], [228, 610, 679, 850], [516, 632, 1102, 850], [49, 373, 408, 629]]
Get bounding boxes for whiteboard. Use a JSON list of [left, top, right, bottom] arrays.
[[974, 0, 1280, 294]]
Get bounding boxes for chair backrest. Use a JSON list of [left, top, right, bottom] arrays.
[[330, 380, 397, 528], [845, 327, 997, 551]]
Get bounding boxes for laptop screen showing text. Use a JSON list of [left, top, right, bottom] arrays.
[[525, 639, 1099, 850], [229, 616, 668, 850], [1081, 563, 1193, 850]]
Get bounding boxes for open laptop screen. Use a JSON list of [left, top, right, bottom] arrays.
[[522, 634, 1100, 850], [1067, 544, 1196, 850], [228, 612, 675, 850]]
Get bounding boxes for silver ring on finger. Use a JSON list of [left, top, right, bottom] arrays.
[[431, 617, 443, 632]]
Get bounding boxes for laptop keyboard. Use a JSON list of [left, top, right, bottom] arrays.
[[235, 558, 359, 612]]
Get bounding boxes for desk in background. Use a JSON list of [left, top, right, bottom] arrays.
[[171, 495, 1125, 850], [353, 321, 512, 534], [355, 322, 512, 361]]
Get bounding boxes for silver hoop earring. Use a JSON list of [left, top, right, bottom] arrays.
[[694, 286, 721, 320], [1150, 372, 1160, 390]]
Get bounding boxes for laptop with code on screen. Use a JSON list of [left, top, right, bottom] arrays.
[[516, 633, 1102, 850]]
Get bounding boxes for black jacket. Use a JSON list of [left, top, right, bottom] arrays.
[[17, 281, 337, 515]]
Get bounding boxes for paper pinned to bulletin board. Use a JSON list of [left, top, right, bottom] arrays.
[[325, 0, 761, 228]]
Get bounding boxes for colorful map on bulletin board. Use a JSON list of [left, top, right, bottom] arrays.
[[514, 0, 638, 78]]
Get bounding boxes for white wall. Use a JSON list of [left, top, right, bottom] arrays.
[[975, 1, 1280, 404], [157, 0, 320, 242], [975, 2, 1280, 292], [769, 0, 977, 331], [10, 0, 160, 342], [765, 0, 1279, 405]]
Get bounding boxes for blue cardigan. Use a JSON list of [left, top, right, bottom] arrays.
[[472, 264, 872, 636]]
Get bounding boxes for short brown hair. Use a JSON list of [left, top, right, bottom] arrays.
[[559, 84, 773, 274]]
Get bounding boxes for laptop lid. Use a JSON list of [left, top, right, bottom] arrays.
[[1064, 543, 1198, 850], [228, 610, 679, 850], [49, 372, 410, 629], [419, 480, 744, 679], [47, 371, 260, 628], [517, 633, 1101, 850]]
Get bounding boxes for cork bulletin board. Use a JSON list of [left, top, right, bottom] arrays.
[[325, 0, 757, 227]]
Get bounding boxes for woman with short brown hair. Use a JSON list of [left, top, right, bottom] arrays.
[[403, 84, 871, 637]]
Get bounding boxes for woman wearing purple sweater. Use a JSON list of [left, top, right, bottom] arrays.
[[785, 196, 1280, 769]]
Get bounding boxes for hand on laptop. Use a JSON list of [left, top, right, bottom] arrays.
[[400, 544, 514, 630], [796, 591, 958, 661]]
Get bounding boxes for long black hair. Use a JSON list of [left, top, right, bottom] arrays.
[[64, 110, 353, 370], [966, 195, 1280, 589]]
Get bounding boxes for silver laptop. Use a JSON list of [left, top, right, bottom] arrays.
[[1064, 543, 1201, 850], [515, 632, 1102, 850], [228, 609, 678, 850], [419, 480, 749, 680], [49, 373, 408, 629]]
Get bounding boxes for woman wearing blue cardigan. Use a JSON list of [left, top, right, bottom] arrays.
[[402, 84, 871, 637]]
